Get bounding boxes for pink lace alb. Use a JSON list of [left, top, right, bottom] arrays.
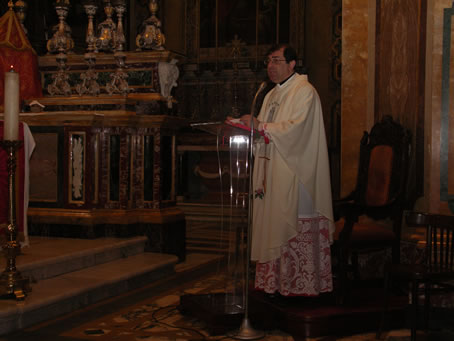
[[254, 216, 333, 296]]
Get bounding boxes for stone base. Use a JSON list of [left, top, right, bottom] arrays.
[[29, 221, 186, 263], [28, 207, 187, 262]]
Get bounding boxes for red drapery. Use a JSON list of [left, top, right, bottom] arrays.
[[0, 7, 42, 111]]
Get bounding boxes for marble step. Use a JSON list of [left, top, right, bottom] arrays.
[[16, 236, 148, 282], [0, 251, 178, 336]]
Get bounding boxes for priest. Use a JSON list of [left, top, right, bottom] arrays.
[[239, 44, 334, 297]]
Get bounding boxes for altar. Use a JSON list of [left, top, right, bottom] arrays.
[[23, 103, 188, 261], [0, 0, 188, 262]]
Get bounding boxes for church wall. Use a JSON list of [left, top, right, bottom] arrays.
[[341, 0, 454, 215], [162, 0, 186, 55], [340, 0, 370, 197], [305, 0, 342, 198], [424, 0, 453, 214]]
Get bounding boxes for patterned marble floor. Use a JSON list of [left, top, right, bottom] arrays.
[[63, 274, 420, 341], [11, 272, 417, 341], [1, 220, 452, 341], [3, 262, 454, 341]]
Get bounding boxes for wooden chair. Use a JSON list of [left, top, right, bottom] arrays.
[[377, 211, 454, 341], [332, 115, 411, 304]]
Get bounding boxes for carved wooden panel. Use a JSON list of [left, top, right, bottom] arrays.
[[375, 0, 427, 204]]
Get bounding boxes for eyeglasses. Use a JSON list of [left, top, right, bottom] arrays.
[[263, 58, 287, 66]]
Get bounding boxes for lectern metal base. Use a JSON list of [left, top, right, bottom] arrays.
[[227, 317, 265, 340], [179, 293, 245, 335], [179, 292, 270, 336]]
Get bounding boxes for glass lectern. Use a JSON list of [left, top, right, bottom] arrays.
[[179, 121, 265, 339]]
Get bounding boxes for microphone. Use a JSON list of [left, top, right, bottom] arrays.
[[248, 81, 267, 131], [250, 81, 267, 119], [257, 81, 267, 93]]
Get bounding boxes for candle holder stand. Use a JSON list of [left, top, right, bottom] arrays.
[[0, 140, 31, 300]]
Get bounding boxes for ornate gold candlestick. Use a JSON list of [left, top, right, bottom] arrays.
[[0, 140, 30, 300], [113, 0, 126, 52], [136, 0, 166, 50], [77, 3, 100, 97]]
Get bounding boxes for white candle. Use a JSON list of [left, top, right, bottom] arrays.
[[3, 67, 19, 141]]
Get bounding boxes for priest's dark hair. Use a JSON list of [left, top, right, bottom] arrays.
[[266, 44, 297, 63]]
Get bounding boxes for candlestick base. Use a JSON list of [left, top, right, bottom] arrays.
[[0, 238, 31, 300], [0, 271, 30, 300]]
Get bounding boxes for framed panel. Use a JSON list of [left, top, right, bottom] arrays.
[[144, 134, 154, 202], [440, 2, 454, 211], [29, 127, 64, 206], [109, 134, 121, 202], [161, 135, 173, 201], [68, 131, 86, 205], [93, 133, 100, 204]]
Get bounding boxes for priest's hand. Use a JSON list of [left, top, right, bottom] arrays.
[[240, 115, 259, 129], [225, 116, 236, 123]]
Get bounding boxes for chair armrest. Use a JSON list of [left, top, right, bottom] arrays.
[[333, 192, 356, 221]]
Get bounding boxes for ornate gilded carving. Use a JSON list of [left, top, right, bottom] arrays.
[[77, 4, 101, 97], [46, 0, 74, 54], [106, 52, 130, 95], [113, 0, 126, 52], [84, 3, 97, 53], [136, 0, 166, 51], [47, 53, 72, 96], [45, 0, 73, 96], [76, 54, 100, 96], [96, 0, 117, 53]]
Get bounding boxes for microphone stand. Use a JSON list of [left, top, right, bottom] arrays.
[[228, 82, 266, 340]]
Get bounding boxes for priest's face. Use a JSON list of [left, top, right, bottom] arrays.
[[266, 47, 296, 84]]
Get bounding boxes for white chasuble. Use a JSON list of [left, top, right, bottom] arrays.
[[251, 74, 334, 263]]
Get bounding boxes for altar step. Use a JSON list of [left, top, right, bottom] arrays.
[[18, 236, 150, 282], [0, 236, 178, 336]]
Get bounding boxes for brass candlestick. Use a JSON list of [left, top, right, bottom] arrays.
[[0, 140, 30, 300], [77, 3, 100, 97]]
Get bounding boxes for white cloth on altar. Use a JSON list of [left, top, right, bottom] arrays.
[[251, 73, 334, 263], [21, 123, 35, 247]]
